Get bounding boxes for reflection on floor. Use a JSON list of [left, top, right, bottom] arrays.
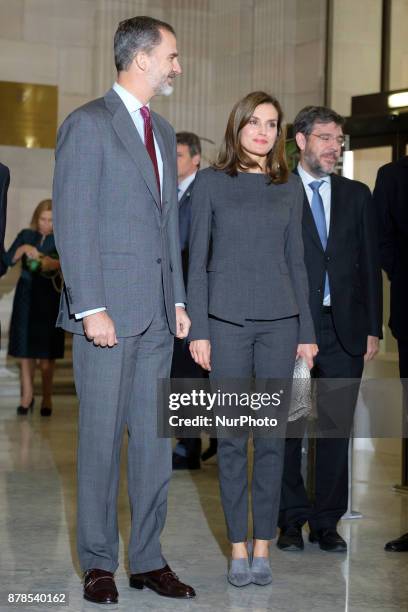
[[0, 392, 407, 612]]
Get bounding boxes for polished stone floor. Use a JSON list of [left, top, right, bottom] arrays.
[[0, 394, 408, 612]]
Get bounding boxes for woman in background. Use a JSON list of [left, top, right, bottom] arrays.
[[3, 199, 64, 416], [187, 92, 317, 587]]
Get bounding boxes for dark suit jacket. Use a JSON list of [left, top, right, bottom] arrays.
[[0, 162, 10, 278], [295, 168, 382, 355], [178, 176, 196, 285], [187, 168, 315, 343], [373, 156, 408, 340]]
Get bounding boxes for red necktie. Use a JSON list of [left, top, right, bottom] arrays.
[[140, 106, 161, 201]]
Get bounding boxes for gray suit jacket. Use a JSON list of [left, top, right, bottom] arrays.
[[53, 88, 185, 337], [187, 168, 315, 343]]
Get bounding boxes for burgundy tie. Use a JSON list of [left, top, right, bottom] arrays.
[[140, 106, 161, 201]]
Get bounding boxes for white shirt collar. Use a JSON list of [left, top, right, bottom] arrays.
[[113, 82, 147, 114], [297, 162, 330, 187], [178, 172, 197, 196]]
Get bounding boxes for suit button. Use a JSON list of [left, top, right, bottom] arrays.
[[325, 256, 330, 262], [317, 289, 322, 293], [156, 258, 162, 264]]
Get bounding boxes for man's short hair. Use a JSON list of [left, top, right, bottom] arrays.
[[114, 16, 175, 72], [176, 132, 202, 158], [293, 106, 345, 136]]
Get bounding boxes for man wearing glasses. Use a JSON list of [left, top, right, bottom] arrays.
[[278, 106, 382, 553]]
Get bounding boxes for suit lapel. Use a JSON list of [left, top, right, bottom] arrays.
[[326, 174, 340, 252], [105, 89, 161, 211]]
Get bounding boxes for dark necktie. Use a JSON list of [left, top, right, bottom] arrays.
[[309, 180, 330, 299], [140, 106, 161, 200]]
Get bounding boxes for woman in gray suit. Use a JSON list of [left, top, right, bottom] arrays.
[[187, 91, 317, 587]]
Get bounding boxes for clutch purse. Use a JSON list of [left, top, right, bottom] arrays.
[[288, 357, 312, 422]]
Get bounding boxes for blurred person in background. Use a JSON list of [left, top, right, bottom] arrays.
[[373, 155, 408, 553], [171, 131, 209, 470], [2, 199, 64, 416]]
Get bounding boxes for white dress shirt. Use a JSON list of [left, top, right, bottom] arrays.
[[76, 82, 182, 320], [178, 172, 197, 201], [297, 163, 331, 306]]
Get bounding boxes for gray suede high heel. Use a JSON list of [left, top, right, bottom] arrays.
[[227, 557, 252, 587], [251, 556, 272, 586], [227, 542, 252, 587]]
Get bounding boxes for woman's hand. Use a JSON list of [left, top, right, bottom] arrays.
[[41, 256, 60, 272], [189, 339, 211, 371], [296, 343, 318, 370], [13, 244, 40, 262]]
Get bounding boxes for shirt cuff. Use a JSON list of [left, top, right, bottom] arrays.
[[75, 307, 106, 320], [175, 303, 185, 308]]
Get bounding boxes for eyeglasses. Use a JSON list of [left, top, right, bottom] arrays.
[[309, 133, 345, 147]]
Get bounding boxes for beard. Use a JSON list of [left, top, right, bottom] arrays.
[[148, 69, 176, 97], [304, 150, 338, 176]]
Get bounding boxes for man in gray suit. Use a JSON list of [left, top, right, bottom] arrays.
[[53, 16, 195, 604]]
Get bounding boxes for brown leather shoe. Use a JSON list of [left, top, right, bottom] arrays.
[[129, 564, 195, 598], [83, 569, 118, 604]]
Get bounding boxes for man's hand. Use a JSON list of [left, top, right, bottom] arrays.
[[296, 343, 319, 370], [364, 335, 379, 362], [83, 311, 118, 347], [189, 339, 211, 371], [175, 306, 191, 339]]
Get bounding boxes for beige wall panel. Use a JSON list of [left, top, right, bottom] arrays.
[[23, 0, 97, 47], [0, 145, 54, 191], [58, 94, 94, 127], [0, 0, 326, 241], [330, 0, 382, 115], [0, 0, 24, 40], [58, 46, 94, 97], [91, 0, 325, 147], [295, 0, 326, 44], [390, 0, 408, 90], [0, 40, 58, 85]]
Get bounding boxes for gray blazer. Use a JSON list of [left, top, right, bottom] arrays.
[[53, 88, 185, 337], [187, 168, 315, 343]]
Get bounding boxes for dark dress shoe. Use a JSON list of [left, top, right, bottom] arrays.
[[309, 529, 347, 552], [83, 568, 118, 604], [277, 525, 304, 551], [172, 453, 200, 470], [201, 438, 217, 461], [385, 532, 408, 552], [130, 564, 196, 598]]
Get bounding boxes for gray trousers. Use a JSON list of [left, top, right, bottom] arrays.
[[73, 296, 173, 574], [209, 315, 299, 543]]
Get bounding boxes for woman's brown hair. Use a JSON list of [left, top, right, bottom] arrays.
[[213, 91, 288, 184], [30, 199, 52, 230]]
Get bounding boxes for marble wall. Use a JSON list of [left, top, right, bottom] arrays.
[[390, 0, 408, 89], [329, 0, 383, 116], [0, 0, 327, 246]]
